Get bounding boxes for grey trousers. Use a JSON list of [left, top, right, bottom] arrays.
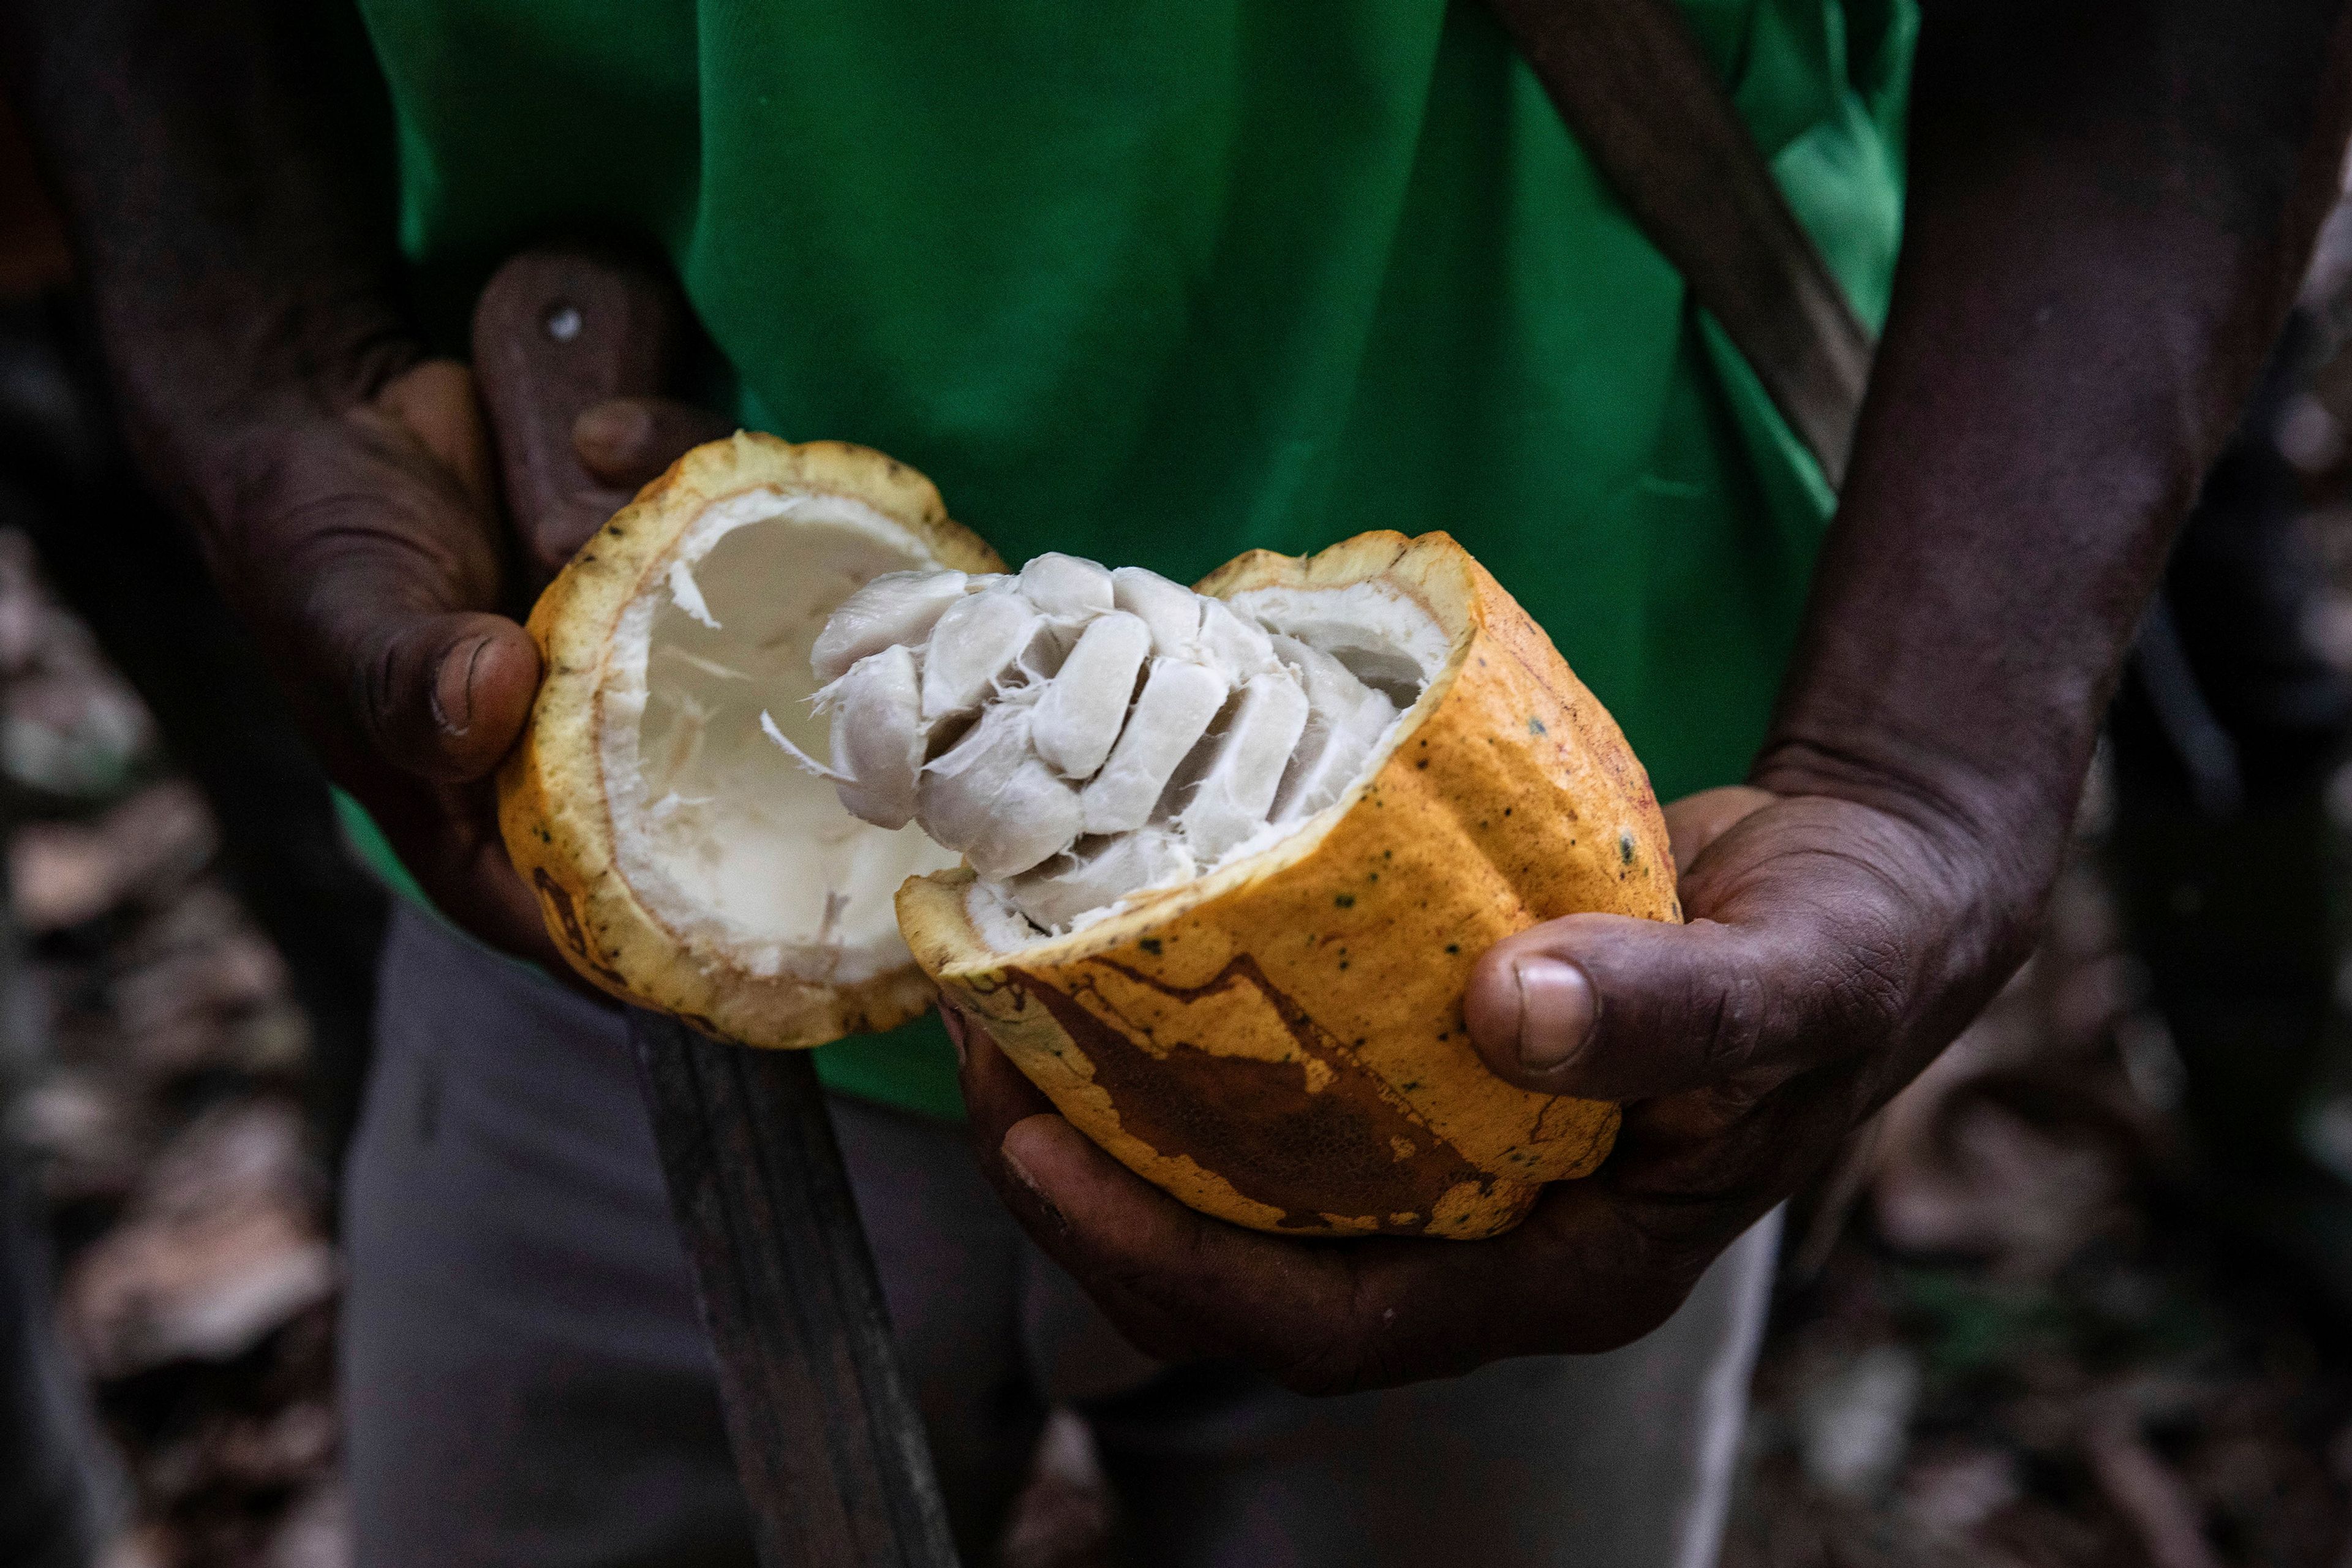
[[343, 908, 1777, 1567]]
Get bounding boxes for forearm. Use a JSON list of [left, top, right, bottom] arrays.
[[0, 0, 414, 520], [1760, 1, 2352, 876]]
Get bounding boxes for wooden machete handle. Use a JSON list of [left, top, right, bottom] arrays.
[[469, 243, 684, 594]]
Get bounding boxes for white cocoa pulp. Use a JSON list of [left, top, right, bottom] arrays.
[[787, 553, 1451, 936], [602, 491, 962, 986]]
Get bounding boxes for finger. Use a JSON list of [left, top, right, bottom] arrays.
[[1463, 801, 1936, 1102], [955, 1022, 1218, 1360], [521, 394, 731, 586], [1660, 785, 1776, 878], [379, 360, 498, 513], [995, 1115, 1234, 1364], [937, 995, 970, 1065], [955, 1008, 1725, 1389], [956, 1020, 1395, 1374], [995, 1108, 1403, 1385], [574, 396, 736, 490], [954, 1002, 1058, 1133], [522, 490, 632, 592], [350, 771, 575, 974]]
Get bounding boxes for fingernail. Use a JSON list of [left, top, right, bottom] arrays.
[[1000, 1121, 1071, 1235], [431, 635, 489, 736], [1513, 957, 1596, 1071]]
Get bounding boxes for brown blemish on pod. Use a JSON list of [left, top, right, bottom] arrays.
[[1006, 956, 1523, 1235]]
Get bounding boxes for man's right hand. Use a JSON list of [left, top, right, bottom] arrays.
[[208, 355, 549, 963], [208, 356, 722, 971], [4, 5, 742, 971]]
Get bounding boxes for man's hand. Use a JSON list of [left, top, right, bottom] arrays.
[[198, 357, 541, 957], [1, 1, 737, 968], [953, 780, 2021, 1392], [195, 358, 722, 970], [951, 0, 2352, 1395]]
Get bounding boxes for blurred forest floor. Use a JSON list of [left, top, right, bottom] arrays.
[[0, 529, 344, 1567], [1722, 824, 2352, 1568]]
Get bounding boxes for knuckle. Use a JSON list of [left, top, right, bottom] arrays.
[[1695, 953, 1775, 1076], [1822, 914, 1914, 1049], [366, 632, 406, 731], [338, 617, 415, 759], [1838, 937, 1910, 1023], [1698, 900, 1917, 1079]]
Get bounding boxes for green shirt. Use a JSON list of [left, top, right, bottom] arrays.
[[349, 0, 1915, 1120]]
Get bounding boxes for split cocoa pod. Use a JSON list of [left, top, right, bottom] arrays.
[[500, 432, 1681, 1240]]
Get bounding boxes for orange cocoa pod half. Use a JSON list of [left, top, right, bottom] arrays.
[[896, 532, 1680, 1240]]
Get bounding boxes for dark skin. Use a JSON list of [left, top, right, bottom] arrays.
[[9, 0, 2352, 1393], [3, 0, 734, 986]]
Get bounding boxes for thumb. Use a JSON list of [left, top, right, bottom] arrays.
[[342, 609, 541, 783], [574, 396, 735, 491], [1461, 916, 1829, 1101], [1463, 799, 1938, 1102]]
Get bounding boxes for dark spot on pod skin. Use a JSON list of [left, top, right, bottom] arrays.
[[1445, 944, 1460, 955], [1335, 894, 1356, 908], [1139, 938, 1163, 955], [1527, 716, 1548, 736], [532, 870, 627, 988], [1006, 957, 1506, 1234], [532, 869, 591, 959], [1619, 830, 1637, 864]]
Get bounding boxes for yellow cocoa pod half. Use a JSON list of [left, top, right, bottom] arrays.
[[897, 532, 1680, 1240], [498, 432, 1001, 1047]]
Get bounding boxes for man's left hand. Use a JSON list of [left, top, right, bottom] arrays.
[[952, 777, 2037, 1393]]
